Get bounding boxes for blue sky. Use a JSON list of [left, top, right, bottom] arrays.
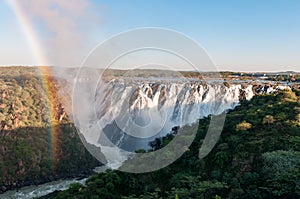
[[1, 0, 299, 71]]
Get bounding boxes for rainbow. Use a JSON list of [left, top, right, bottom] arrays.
[[9, 0, 61, 171]]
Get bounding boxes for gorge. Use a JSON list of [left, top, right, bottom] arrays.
[[0, 67, 298, 198]]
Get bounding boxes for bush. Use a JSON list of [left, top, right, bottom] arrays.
[[236, 121, 252, 131]]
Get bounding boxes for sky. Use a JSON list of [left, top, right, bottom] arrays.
[[0, 0, 299, 72]]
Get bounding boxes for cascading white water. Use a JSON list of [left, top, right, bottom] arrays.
[[80, 79, 255, 168], [96, 80, 248, 134], [71, 73, 292, 170]]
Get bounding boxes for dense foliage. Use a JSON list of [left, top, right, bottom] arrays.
[[0, 67, 100, 193], [46, 87, 300, 199]]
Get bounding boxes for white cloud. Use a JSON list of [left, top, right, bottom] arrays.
[[17, 0, 102, 67]]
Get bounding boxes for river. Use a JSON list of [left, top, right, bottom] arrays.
[[0, 166, 109, 199]]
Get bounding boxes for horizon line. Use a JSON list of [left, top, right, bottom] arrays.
[[0, 65, 299, 73]]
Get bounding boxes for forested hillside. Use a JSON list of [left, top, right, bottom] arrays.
[[46, 87, 300, 199], [0, 67, 100, 193]]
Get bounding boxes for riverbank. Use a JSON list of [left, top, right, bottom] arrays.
[[0, 166, 109, 199], [0, 165, 98, 194], [0, 177, 87, 199]]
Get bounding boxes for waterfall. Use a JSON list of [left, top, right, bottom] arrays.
[[71, 76, 291, 169], [75, 79, 252, 168]]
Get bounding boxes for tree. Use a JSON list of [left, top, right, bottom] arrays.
[[262, 115, 274, 125], [261, 150, 300, 197], [236, 121, 252, 131]]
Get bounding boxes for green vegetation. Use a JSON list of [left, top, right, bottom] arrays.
[[0, 67, 299, 198], [0, 67, 100, 193], [45, 87, 300, 198]]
